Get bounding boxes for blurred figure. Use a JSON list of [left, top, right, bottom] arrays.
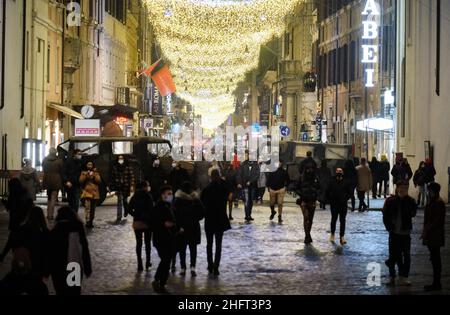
[[169, 161, 190, 193], [369, 157, 380, 199], [208, 160, 221, 178], [356, 158, 372, 212], [317, 160, 332, 210], [19, 159, 40, 202], [256, 159, 267, 204], [298, 151, 317, 179], [129, 181, 154, 272], [266, 161, 290, 223], [42, 148, 63, 221], [382, 181, 417, 287], [79, 161, 101, 228], [343, 159, 358, 212], [424, 158, 436, 185], [201, 170, 232, 276], [222, 162, 237, 220], [111, 155, 135, 222], [296, 167, 320, 244], [413, 161, 427, 208], [391, 157, 413, 186], [148, 159, 168, 202], [236, 152, 260, 222], [49, 207, 92, 295], [173, 181, 205, 277], [422, 182, 446, 291], [62, 149, 83, 213], [194, 159, 210, 192], [378, 155, 391, 198]]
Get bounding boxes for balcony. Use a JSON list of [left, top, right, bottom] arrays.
[[279, 60, 303, 94], [64, 37, 81, 74]]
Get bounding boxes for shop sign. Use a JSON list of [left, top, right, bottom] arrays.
[[361, 0, 380, 88], [75, 119, 100, 137]]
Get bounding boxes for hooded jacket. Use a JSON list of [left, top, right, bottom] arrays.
[[42, 153, 63, 191]]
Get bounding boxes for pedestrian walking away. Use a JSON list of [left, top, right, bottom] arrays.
[[148, 159, 168, 202], [169, 161, 191, 193], [223, 162, 238, 220], [413, 161, 427, 208], [19, 159, 41, 202], [382, 181, 417, 287], [369, 157, 380, 199], [422, 182, 446, 292], [378, 155, 390, 198], [326, 168, 351, 245], [356, 158, 372, 212], [129, 181, 155, 272], [79, 161, 101, 228], [201, 170, 232, 276], [111, 155, 135, 222], [266, 161, 290, 223], [42, 148, 64, 220], [236, 152, 260, 222], [62, 149, 83, 213]]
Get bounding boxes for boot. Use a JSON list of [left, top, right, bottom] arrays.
[[278, 215, 283, 223], [137, 257, 144, 272], [329, 234, 335, 243], [340, 237, 347, 245], [270, 206, 276, 220]]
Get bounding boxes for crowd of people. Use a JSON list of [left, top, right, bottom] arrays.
[[0, 148, 446, 294]]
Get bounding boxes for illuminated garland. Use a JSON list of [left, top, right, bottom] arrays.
[[144, 0, 304, 129]]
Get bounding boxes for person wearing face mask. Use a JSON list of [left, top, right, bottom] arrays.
[[236, 152, 260, 222], [266, 161, 290, 223], [382, 180, 417, 287], [62, 149, 83, 213], [169, 161, 190, 193], [79, 161, 101, 228], [110, 155, 135, 223], [151, 185, 177, 294], [326, 168, 352, 245], [149, 159, 168, 202]]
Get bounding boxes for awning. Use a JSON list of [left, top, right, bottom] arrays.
[[47, 102, 84, 119]]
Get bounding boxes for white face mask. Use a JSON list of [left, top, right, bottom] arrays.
[[153, 161, 160, 167], [118, 159, 124, 165], [163, 195, 173, 203], [172, 163, 177, 168]]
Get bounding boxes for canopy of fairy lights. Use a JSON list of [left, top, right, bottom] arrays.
[[144, 0, 303, 129]]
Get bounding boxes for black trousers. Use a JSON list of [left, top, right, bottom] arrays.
[[386, 233, 411, 278], [357, 190, 367, 210], [378, 179, 388, 197], [67, 187, 80, 213], [135, 229, 152, 264], [155, 245, 172, 286], [206, 231, 224, 271], [330, 205, 347, 237], [428, 246, 442, 284], [179, 242, 197, 269]]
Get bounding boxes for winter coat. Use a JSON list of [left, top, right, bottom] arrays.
[[391, 163, 413, 185], [236, 161, 260, 188], [173, 190, 205, 245], [111, 163, 135, 196], [382, 195, 417, 233], [223, 168, 237, 193], [423, 164, 436, 184], [298, 157, 318, 176], [413, 168, 427, 187], [19, 167, 40, 201], [79, 170, 101, 200], [201, 179, 232, 234], [369, 160, 380, 182], [148, 166, 168, 200], [1, 191, 33, 231], [42, 154, 63, 191], [129, 191, 154, 228], [151, 200, 177, 248], [62, 157, 83, 188], [326, 178, 351, 208], [317, 166, 332, 203], [378, 161, 390, 181], [266, 168, 290, 191], [422, 198, 446, 247], [343, 165, 358, 190], [356, 165, 372, 192], [169, 168, 190, 193], [49, 220, 92, 287], [296, 172, 320, 203]]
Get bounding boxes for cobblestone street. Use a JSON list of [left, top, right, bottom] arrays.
[[1, 194, 449, 295]]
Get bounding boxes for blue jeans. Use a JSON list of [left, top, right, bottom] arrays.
[[117, 193, 129, 220], [243, 187, 257, 218], [418, 185, 427, 207]]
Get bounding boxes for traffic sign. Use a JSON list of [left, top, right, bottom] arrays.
[[280, 125, 291, 137]]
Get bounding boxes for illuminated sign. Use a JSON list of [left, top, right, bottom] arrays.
[[361, 0, 380, 88], [115, 117, 129, 125]]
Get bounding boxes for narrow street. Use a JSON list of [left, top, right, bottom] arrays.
[[1, 194, 448, 295]]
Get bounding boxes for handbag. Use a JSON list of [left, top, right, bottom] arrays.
[[132, 221, 149, 231]]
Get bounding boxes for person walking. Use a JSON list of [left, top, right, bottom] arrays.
[[378, 155, 390, 198], [382, 181, 417, 287], [391, 158, 413, 186], [111, 155, 135, 223], [326, 169, 351, 245], [42, 148, 64, 221], [317, 160, 332, 210], [201, 170, 232, 276], [19, 159, 40, 202], [49, 206, 92, 295], [422, 182, 446, 291], [296, 166, 320, 244], [151, 185, 177, 294], [424, 158, 436, 185], [236, 152, 260, 222], [194, 160, 211, 192], [79, 161, 101, 228], [343, 159, 358, 212], [413, 161, 427, 208], [356, 158, 372, 212], [256, 160, 267, 204], [148, 159, 168, 202], [266, 161, 290, 223], [62, 149, 83, 213], [169, 161, 190, 193], [173, 181, 205, 277], [129, 181, 154, 272], [298, 151, 317, 179], [223, 162, 237, 220], [369, 157, 380, 199]]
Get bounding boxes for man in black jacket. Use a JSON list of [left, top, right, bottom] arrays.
[[382, 180, 417, 287], [62, 149, 83, 213], [266, 161, 290, 223], [296, 167, 320, 244], [326, 168, 351, 245], [236, 153, 260, 222]]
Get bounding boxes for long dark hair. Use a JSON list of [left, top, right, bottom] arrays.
[[23, 206, 48, 232]]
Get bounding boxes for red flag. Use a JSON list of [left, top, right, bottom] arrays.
[[151, 63, 176, 96], [137, 59, 161, 78]]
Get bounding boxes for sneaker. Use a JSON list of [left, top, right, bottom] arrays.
[[385, 277, 396, 287], [304, 235, 313, 244], [340, 237, 347, 245], [191, 267, 197, 277], [179, 268, 186, 276], [329, 234, 335, 243], [278, 215, 283, 223], [249, 217, 255, 221], [270, 210, 276, 221], [424, 283, 442, 292], [398, 277, 412, 286], [137, 263, 144, 272]]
